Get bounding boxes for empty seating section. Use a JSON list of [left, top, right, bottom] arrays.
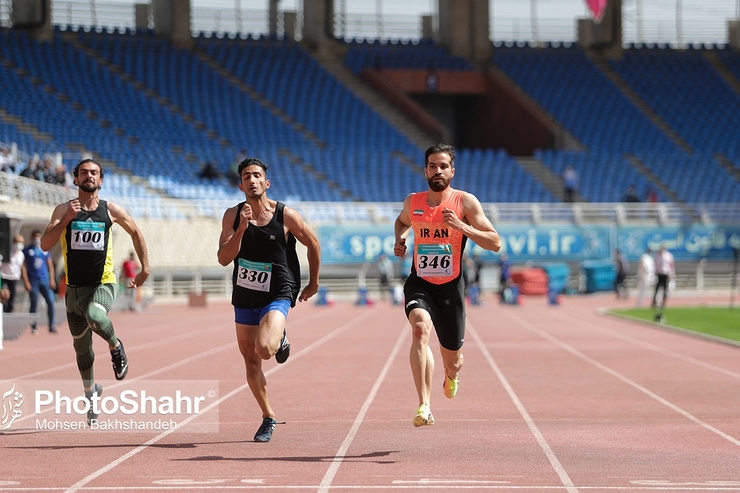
[[609, 49, 740, 154], [343, 39, 475, 74], [493, 46, 677, 153], [3, 27, 739, 210], [537, 150, 657, 203], [195, 38, 416, 154], [455, 149, 557, 203], [635, 153, 737, 203]]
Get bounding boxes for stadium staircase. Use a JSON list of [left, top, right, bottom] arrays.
[[586, 51, 692, 154], [486, 64, 583, 152], [702, 50, 740, 98], [622, 154, 693, 216], [714, 154, 740, 182], [515, 156, 583, 202], [311, 48, 434, 150]]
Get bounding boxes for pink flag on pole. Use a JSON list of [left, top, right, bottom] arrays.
[[584, 0, 608, 22]]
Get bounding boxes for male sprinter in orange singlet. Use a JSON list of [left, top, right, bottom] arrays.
[[393, 144, 501, 426]]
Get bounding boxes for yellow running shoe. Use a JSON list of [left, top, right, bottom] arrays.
[[413, 404, 434, 427], [443, 371, 459, 399]]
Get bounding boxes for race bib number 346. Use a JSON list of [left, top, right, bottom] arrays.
[[416, 244, 452, 277], [71, 221, 105, 251], [236, 259, 272, 292]]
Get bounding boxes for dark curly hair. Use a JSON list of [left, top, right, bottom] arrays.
[[424, 144, 455, 168], [237, 157, 269, 177]]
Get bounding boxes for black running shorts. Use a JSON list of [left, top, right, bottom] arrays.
[[403, 275, 466, 351]]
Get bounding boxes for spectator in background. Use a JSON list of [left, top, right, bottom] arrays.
[[497, 253, 511, 303], [623, 185, 641, 203], [613, 249, 629, 299], [199, 160, 221, 181], [0, 147, 16, 173], [120, 251, 140, 311], [635, 247, 655, 308], [652, 244, 675, 309], [646, 187, 659, 203], [21, 230, 57, 333], [19, 157, 39, 179], [54, 163, 74, 189], [377, 253, 394, 301], [562, 165, 578, 203], [400, 250, 412, 281], [40, 156, 56, 184], [1, 234, 25, 313]]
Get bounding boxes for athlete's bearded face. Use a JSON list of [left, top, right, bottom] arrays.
[[75, 163, 102, 193], [239, 165, 270, 198], [425, 152, 454, 192]]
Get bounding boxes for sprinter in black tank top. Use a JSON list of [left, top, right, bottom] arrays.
[[218, 157, 321, 442], [40, 159, 150, 425]]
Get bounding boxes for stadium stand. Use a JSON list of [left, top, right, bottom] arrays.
[[0, 0, 736, 302]]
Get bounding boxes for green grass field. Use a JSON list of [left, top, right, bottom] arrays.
[[610, 306, 740, 342]]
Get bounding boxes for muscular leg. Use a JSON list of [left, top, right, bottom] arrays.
[[68, 310, 95, 390], [440, 346, 464, 384], [85, 285, 118, 350], [408, 308, 435, 407], [236, 310, 286, 420]]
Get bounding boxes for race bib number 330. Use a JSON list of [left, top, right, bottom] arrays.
[[71, 221, 105, 251], [236, 259, 272, 292], [416, 244, 452, 277]]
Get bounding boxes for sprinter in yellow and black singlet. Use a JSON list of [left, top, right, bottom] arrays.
[[394, 144, 501, 427], [41, 159, 149, 425]]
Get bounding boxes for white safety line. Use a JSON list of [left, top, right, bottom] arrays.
[[8, 307, 344, 424], [557, 311, 740, 381], [8, 483, 740, 491], [501, 311, 740, 449], [62, 308, 380, 493], [468, 322, 580, 493], [317, 322, 408, 493]]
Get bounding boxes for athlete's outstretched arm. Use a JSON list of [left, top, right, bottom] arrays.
[[443, 192, 501, 253], [109, 202, 150, 287], [284, 207, 320, 302]]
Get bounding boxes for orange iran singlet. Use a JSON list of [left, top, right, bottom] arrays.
[[409, 189, 467, 286]]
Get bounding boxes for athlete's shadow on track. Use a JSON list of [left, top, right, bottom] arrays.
[[7, 440, 399, 464], [173, 450, 398, 464], [7, 440, 245, 449]]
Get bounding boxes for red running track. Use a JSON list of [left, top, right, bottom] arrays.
[[1, 291, 740, 492]]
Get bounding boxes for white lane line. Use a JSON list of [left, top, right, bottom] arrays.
[[317, 322, 408, 493], [468, 322, 580, 493], [9, 308, 347, 425], [8, 483, 740, 491], [2, 306, 334, 383], [557, 311, 740, 381], [62, 308, 380, 493], [501, 311, 740, 449]]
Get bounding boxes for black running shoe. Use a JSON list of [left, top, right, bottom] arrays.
[[111, 340, 129, 380], [275, 330, 290, 364], [254, 417, 277, 442], [85, 383, 103, 425]]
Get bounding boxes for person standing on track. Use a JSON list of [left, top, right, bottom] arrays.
[[40, 158, 149, 425], [217, 157, 321, 443], [393, 144, 501, 427]]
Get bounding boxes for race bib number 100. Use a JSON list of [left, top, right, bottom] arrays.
[[236, 259, 272, 292], [71, 221, 105, 251], [416, 244, 453, 277]]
